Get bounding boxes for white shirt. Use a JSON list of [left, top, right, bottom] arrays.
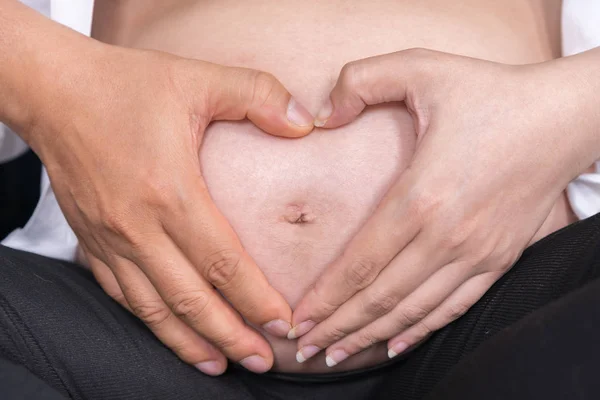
[[1, 0, 599, 261]]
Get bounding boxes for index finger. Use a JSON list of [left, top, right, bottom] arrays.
[[291, 177, 422, 335], [314, 48, 442, 129]]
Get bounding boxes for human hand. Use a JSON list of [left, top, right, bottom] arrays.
[[22, 44, 314, 375], [290, 49, 600, 366]]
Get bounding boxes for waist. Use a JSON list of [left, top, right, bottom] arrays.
[[93, 0, 559, 109]]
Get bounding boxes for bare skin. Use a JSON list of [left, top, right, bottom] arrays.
[[293, 47, 600, 368], [88, 0, 576, 373], [0, 0, 314, 376]]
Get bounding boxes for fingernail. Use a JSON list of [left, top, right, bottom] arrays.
[[287, 320, 316, 339], [314, 98, 333, 127], [325, 349, 348, 367], [388, 341, 409, 359], [287, 97, 314, 127], [195, 361, 222, 376], [296, 345, 321, 363], [262, 319, 292, 337], [240, 355, 270, 373]]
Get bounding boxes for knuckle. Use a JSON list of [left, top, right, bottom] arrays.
[[310, 287, 339, 316], [339, 61, 365, 89], [343, 257, 379, 290], [396, 304, 429, 327], [495, 246, 520, 273], [102, 211, 137, 243], [305, 285, 342, 321], [469, 240, 496, 265], [356, 329, 382, 349], [210, 332, 240, 352], [250, 71, 278, 106], [441, 225, 472, 251], [133, 301, 171, 328], [99, 216, 151, 256], [109, 290, 128, 307], [169, 290, 211, 323], [325, 326, 351, 343], [439, 216, 481, 252], [202, 249, 243, 288], [496, 256, 517, 274], [363, 290, 398, 317], [446, 302, 470, 322], [412, 320, 434, 341], [471, 239, 518, 274], [168, 338, 204, 361], [409, 188, 442, 224], [143, 177, 179, 212], [401, 48, 440, 80]]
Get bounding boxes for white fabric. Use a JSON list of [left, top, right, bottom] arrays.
[[0, 130, 28, 163], [1, 0, 599, 261], [563, 0, 600, 220]]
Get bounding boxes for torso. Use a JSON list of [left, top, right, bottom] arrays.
[[91, 0, 570, 373]]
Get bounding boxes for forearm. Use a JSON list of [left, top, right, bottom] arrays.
[[0, 0, 98, 146], [550, 46, 600, 175]]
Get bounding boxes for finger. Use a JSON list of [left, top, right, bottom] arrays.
[[163, 178, 293, 339], [196, 63, 314, 137], [314, 48, 441, 128], [291, 176, 421, 337], [77, 241, 129, 308], [296, 237, 442, 352], [86, 253, 228, 376], [88, 252, 131, 311], [129, 231, 276, 373], [387, 272, 499, 358], [319, 261, 472, 367]]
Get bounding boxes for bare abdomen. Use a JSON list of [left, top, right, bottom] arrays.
[[91, 0, 566, 372]]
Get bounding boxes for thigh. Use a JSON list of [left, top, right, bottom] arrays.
[[374, 212, 600, 400], [425, 277, 600, 400], [0, 246, 252, 400], [0, 357, 68, 400]]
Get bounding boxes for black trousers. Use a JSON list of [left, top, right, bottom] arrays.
[[2, 213, 600, 400]]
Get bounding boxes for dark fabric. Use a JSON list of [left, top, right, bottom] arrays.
[[0, 150, 41, 240], [1, 212, 600, 400], [425, 277, 600, 400], [0, 357, 68, 400]]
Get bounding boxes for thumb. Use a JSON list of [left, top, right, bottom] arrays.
[[203, 64, 314, 138], [314, 48, 439, 129]]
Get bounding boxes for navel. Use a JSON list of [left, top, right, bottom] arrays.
[[284, 204, 316, 225]]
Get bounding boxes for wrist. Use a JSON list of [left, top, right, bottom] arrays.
[[561, 48, 600, 172], [530, 47, 600, 180]]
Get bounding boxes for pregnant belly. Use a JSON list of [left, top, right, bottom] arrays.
[[201, 104, 415, 372], [92, 0, 563, 373]]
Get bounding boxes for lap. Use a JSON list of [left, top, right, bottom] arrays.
[[0, 248, 251, 400], [0, 357, 67, 400], [1, 212, 600, 399], [425, 276, 600, 400], [379, 211, 600, 399]]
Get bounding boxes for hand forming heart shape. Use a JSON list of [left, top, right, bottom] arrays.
[[290, 48, 595, 368]]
